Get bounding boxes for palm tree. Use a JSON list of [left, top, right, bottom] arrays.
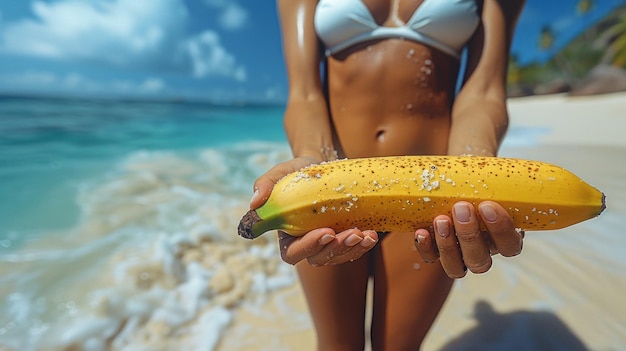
[[538, 24, 575, 81], [577, 0, 594, 15], [596, 11, 626, 67], [539, 25, 555, 52], [610, 25, 626, 66], [577, 0, 598, 44]]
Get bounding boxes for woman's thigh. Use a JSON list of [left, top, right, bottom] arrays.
[[370, 232, 454, 351], [296, 256, 372, 351]]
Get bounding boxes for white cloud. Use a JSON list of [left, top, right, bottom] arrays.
[[185, 31, 247, 81], [0, 0, 246, 81], [111, 77, 166, 93], [218, 4, 248, 30], [139, 78, 165, 92], [2, 0, 182, 64], [204, 0, 248, 30]]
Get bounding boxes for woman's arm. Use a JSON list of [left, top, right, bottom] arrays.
[[251, 0, 333, 210], [250, 0, 379, 266], [448, 0, 526, 157], [278, 0, 336, 161], [415, 0, 526, 278]]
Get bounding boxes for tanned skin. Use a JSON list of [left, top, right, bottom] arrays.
[[250, 0, 526, 349]]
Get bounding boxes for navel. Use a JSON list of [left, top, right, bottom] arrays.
[[376, 129, 386, 142]]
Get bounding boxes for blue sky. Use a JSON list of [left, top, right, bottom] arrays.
[[0, 0, 624, 103]]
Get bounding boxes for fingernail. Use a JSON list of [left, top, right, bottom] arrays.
[[360, 236, 377, 247], [480, 203, 498, 223], [345, 234, 363, 247], [319, 234, 334, 245], [250, 189, 259, 205], [454, 203, 471, 223], [436, 220, 449, 238], [415, 233, 427, 244]]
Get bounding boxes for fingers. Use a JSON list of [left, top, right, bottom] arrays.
[[415, 202, 492, 278], [478, 201, 523, 257], [250, 177, 274, 210], [414, 228, 438, 263], [250, 158, 319, 210], [313, 230, 378, 266], [279, 229, 379, 266], [452, 201, 492, 274], [434, 217, 467, 278], [278, 229, 334, 265], [250, 162, 295, 210], [416, 201, 525, 279], [277, 202, 521, 274], [415, 216, 470, 278]]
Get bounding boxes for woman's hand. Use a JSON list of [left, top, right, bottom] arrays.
[[250, 156, 379, 266], [250, 156, 320, 210], [414, 200, 524, 279], [277, 228, 379, 266]]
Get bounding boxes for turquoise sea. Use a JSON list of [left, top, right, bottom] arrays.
[[0, 96, 296, 350], [0, 96, 288, 242]]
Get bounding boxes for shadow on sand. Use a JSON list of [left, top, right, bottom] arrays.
[[439, 300, 588, 351]]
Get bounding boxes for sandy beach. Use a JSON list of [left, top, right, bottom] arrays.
[[216, 92, 626, 351]]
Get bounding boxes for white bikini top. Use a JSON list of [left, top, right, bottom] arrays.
[[314, 0, 480, 59]]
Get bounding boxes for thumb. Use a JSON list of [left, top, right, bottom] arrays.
[[250, 176, 274, 210], [249, 157, 320, 210]]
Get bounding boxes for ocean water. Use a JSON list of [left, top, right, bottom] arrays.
[[0, 96, 296, 350], [0, 96, 553, 350]]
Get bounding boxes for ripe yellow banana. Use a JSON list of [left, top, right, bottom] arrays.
[[238, 156, 605, 239]]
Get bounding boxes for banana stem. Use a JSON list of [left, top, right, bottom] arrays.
[[238, 210, 262, 239]]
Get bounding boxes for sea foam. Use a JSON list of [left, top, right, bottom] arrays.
[[0, 142, 296, 351]]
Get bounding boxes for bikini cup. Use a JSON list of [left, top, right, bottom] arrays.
[[314, 0, 480, 58]]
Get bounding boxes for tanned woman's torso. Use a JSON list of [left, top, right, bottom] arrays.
[[322, 0, 466, 158]]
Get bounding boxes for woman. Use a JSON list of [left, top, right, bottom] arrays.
[[250, 0, 526, 349]]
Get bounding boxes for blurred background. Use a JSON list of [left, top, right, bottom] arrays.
[[0, 0, 625, 102], [0, 1, 625, 350]]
